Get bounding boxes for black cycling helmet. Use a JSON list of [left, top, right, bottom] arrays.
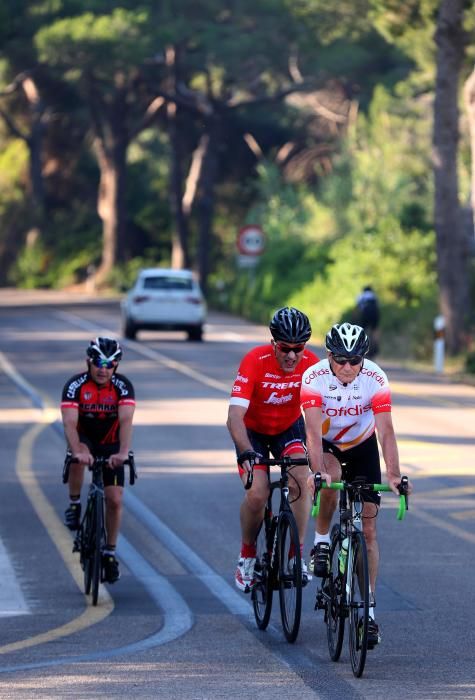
[[325, 323, 369, 357], [87, 337, 123, 364], [269, 307, 312, 343]]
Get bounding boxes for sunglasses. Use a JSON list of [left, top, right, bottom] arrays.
[[91, 358, 116, 369], [332, 355, 363, 366], [275, 342, 306, 354]]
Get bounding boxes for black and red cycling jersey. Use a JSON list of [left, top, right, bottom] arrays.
[[61, 372, 135, 446], [229, 344, 319, 435]]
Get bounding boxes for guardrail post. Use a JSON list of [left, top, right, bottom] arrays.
[[433, 315, 445, 373]]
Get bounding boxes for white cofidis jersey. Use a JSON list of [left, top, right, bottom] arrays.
[[300, 358, 392, 450]]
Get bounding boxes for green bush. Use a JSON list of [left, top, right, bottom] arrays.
[[465, 351, 475, 374]]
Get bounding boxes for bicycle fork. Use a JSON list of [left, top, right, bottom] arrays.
[[269, 517, 279, 570], [270, 485, 290, 571], [346, 511, 372, 608]]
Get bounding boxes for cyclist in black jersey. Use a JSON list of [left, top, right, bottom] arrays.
[[60, 337, 136, 583]]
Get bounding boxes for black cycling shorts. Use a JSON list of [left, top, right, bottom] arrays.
[[79, 436, 125, 488], [244, 415, 307, 461], [323, 432, 382, 505]]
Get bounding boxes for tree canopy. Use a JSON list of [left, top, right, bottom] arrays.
[[0, 0, 474, 360]]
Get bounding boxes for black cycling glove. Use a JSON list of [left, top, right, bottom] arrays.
[[237, 450, 257, 467]]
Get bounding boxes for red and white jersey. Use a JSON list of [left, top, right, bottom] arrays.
[[230, 344, 319, 435], [300, 358, 392, 450]]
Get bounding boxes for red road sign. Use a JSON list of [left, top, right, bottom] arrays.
[[237, 225, 265, 256]]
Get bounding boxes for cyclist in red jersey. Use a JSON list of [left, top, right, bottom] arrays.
[[227, 307, 319, 593], [60, 337, 135, 584]]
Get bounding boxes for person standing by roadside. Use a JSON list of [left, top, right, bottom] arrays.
[[356, 285, 380, 358]]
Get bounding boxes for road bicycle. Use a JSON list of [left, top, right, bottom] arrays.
[[247, 455, 308, 643], [313, 474, 409, 677], [62, 451, 137, 606]]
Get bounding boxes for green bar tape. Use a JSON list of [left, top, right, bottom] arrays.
[[311, 490, 321, 517], [397, 495, 406, 520], [373, 483, 391, 492]]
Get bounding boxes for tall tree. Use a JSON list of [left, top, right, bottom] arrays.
[[0, 71, 47, 217], [370, 0, 474, 354], [147, 0, 379, 293], [35, 7, 167, 284], [464, 65, 475, 238], [432, 0, 470, 354]]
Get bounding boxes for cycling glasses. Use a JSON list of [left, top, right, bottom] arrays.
[[91, 358, 116, 369], [275, 342, 306, 354], [331, 354, 363, 366]]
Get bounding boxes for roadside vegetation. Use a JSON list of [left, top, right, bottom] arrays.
[[0, 1, 474, 369]]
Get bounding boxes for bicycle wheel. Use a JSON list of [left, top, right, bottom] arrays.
[[91, 493, 104, 606], [82, 501, 94, 595], [348, 530, 370, 678], [251, 515, 273, 630], [278, 510, 302, 643], [326, 525, 345, 661]]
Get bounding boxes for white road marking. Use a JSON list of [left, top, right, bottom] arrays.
[[0, 537, 29, 617], [124, 489, 251, 617]]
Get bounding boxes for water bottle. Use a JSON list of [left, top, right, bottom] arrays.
[[338, 537, 349, 574]]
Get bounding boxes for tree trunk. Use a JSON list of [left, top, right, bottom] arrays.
[[169, 110, 191, 269], [93, 136, 128, 284], [0, 75, 47, 281], [464, 66, 475, 237], [432, 0, 469, 355], [194, 119, 222, 298], [166, 46, 190, 269], [22, 77, 46, 219], [90, 90, 128, 286]]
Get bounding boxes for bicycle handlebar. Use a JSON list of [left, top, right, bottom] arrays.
[[244, 456, 308, 490], [62, 450, 137, 485], [259, 457, 309, 467], [311, 474, 409, 520]]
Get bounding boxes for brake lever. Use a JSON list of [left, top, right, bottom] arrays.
[[245, 469, 253, 490], [398, 475, 409, 510]]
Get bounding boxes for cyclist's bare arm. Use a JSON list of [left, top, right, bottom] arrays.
[[227, 404, 257, 471], [61, 407, 93, 466], [302, 406, 330, 492], [109, 404, 135, 468], [374, 412, 412, 495]]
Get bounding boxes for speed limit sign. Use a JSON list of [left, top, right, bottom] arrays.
[[237, 225, 265, 256]]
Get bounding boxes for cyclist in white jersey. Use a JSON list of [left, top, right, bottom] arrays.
[[300, 322, 412, 647]]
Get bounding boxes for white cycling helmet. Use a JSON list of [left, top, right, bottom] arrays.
[[87, 337, 123, 364], [325, 323, 369, 356]]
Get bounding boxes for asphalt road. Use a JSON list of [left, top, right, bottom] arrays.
[[0, 290, 474, 699]]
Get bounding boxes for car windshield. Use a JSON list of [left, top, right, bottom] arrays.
[[142, 276, 193, 291]]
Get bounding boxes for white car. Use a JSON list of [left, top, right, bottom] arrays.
[[121, 268, 206, 341]]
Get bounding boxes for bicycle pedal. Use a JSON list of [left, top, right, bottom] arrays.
[[315, 592, 326, 610]]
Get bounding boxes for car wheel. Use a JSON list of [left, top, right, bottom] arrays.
[[123, 318, 138, 340], [187, 326, 203, 342]]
